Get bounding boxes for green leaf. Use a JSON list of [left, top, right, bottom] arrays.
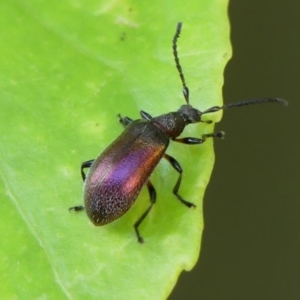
[[0, 0, 230, 299]]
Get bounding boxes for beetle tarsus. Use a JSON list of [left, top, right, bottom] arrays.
[[133, 180, 156, 243], [69, 205, 85, 212], [202, 131, 225, 140], [118, 114, 133, 127], [136, 233, 144, 244]]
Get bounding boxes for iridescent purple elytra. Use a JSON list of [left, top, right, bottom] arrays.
[[84, 120, 169, 226]]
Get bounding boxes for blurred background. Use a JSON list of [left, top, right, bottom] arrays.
[[171, 0, 300, 299]]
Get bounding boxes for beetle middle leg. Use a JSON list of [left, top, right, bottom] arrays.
[[165, 131, 224, 209], [134, 180, 156, 243], [173, 131, 225, 144], [164, 153, 196, 208]]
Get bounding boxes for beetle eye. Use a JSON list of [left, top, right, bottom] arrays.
[[187, 109, 201, 123]]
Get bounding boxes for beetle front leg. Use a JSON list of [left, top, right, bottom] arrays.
[[134, 180, 156, 243], [173, 131, 225, 144], [164, 153, 196, 208]]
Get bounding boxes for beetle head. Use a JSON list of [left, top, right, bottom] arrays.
[[177, 104, 202, 124]]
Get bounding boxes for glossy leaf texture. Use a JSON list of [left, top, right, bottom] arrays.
[[0, 0, 230, 299]]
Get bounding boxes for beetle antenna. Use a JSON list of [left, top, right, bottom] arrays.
[[201, 97, 288, 115], [173, 22, 189, 104]]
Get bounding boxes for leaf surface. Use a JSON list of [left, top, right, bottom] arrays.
[[0, 1, 230, 299]]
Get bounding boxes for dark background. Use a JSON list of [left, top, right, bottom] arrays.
[[171, 1, 300, 299]]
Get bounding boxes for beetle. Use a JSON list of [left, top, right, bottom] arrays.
[[69, 22, 287, 243]]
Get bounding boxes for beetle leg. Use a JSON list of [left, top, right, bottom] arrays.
[[117, 114, 133, 127], [68, 160, 94, 213], [200, 119, 213, 124], [140, 110, 153, 121], [134, 180, 156, 243], [164, 153, 196, 208], [81, 159, 94, 181], [69, 205, 84, 212], [69, 159, 94, 212], [173, 131, 225, 144]]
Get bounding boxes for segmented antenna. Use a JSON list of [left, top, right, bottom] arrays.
[[223, 97, 288, 108], [202, 98, 288, 115], [173, 22, 189, 104], [172, 23, 288, 113]]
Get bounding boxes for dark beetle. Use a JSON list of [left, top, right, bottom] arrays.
[[70, 22, 287, 243]]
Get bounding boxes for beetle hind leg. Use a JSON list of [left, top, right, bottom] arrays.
[[164, 153, 196, 208], [69, 205, 85, 212], [134, 180, 156, 243]]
